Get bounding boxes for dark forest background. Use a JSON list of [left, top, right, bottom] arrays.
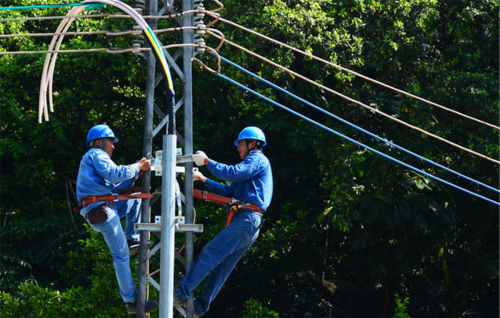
[[1, 1, 498, 317]]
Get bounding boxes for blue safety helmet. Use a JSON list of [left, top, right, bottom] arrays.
[[234, 126, 267, 147], [86, 124, 119, 146]]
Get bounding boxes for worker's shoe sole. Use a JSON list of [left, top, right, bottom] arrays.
[[125, 300, 159, 314], [173, 291, 187, 307], [128, 240, 154, 256]]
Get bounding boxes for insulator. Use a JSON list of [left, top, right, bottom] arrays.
[[193, 0, 206, 55], [132, 1, 146, 57], [196, 24, 206, 34], [132, 25, 145, 55], [134, 1, 145, 14], [196, 41, 206, 53]]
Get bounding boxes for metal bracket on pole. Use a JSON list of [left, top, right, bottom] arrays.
[[151, 149, 194, 176], [135, 222, 204, 233]]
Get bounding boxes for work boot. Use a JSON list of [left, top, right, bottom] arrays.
[[125, 300, 159, 314], [128, 239, 154, 256], [173, 291, 187, 307]]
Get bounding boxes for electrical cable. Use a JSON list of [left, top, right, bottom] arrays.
[[207, 31, 500, 165], [0, 26, 194, 39], [38, 0, 176, 133], [65, 179, 82, 238], [0, 4, 220, 22], [0, 43, 200, 56], [0, 14, 107, 23], [0, 3, 87, 11], [209, 14, 499, 130], [215, 53, 499, 194], [212, 71, 499, 206]]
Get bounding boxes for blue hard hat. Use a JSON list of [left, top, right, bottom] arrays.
[[234, 126, 267, 147], [86, 124, 119, 146]]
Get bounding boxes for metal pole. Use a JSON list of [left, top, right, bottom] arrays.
[[136, 0, 158, 318], [137, 0, 158, 317], [182, 0, 195, 317], [159, 134, 177, 318]]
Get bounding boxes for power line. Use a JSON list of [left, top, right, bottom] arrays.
[[0, 3, 88, 11], [213, 71, 499, 206], [0, 8, 213, 23], [0, 13, 109, 22], [0, 12, 199, 22], [0, 25, 201, 39], [207, 31, 500, 165], [217, 54, 499, 195], [210, 14, 500, 130], [0, 43, 199, 55]]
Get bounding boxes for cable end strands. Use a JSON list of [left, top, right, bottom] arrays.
[[39, 5, 87, 123], [37, 0, 175, 126]]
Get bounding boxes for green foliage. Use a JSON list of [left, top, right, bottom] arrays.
[[392, 293, 411, 318], [240, 298, 279, 318], [1, 0, 498, 317], [0, 226, 130, 318]]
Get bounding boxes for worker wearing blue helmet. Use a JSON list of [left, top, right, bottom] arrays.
[[76, 124, 158, 315], [173, 126, 273, 317]]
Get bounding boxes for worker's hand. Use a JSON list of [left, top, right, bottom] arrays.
[[138, 157, 152, 171], [192, 150, 209, 166], [193, 171, 206, 183]]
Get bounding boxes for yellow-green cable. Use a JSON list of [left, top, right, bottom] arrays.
[[144, 27, 174, 90]]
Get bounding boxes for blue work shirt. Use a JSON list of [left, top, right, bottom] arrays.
[[204, 150, 273, 211], [76, 148, 140, 214]]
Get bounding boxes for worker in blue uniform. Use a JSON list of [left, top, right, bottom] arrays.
[[76, 124, 158, 315], [173, 126, 273, 317]]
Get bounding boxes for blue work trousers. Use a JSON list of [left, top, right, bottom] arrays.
[[85, 199, 141, 303], [176, 210, 261, 316]]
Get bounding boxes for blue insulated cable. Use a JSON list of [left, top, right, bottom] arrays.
[[217, 54, 499, 195], [215, 72, 499, 206]]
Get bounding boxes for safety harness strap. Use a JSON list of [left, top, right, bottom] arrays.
[[193, 189, 263, 226], [74, 188, 151, 213]]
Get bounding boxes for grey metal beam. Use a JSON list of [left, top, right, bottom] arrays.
[[159, 134, 177, 318], [137, 0, 157, 317], [182, 1, 195, 317]]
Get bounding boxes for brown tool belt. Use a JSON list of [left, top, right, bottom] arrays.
[[74, 188, 151, 213]]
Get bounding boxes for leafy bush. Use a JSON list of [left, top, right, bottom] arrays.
[[240, 298, 279, 318], [392, 293, 411, 318], [0, 225, 133, 318]]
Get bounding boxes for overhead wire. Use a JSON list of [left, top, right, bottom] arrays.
[[209, 70, 499, 206], [0, 13, 184, 23], [207, 13, 500, 131], [0, 7, 219, 54], [0, 2, 221, 22], [0, 43, 202, 56], [37, 0, 178, 126], [207, 30, 500, 165], [0, 13, 109, 23], [0, 26, 195, 38], [214, 53, 499, 194], [0, 3, 89, 11], [4, 2, 496, 203]]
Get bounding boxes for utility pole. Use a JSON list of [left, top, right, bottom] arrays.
[[136, 0, 197, 317], [182, 0, 195, 317], [137, 0, 157, 315]]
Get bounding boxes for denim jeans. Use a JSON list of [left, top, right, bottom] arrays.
[[175, 210, 261, 316], [84, 199, 141, 303]]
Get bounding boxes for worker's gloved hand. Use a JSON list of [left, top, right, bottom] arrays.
[[138, 157, 152, 171], [193, 171, 206, 183], [192, 150, 209, 166]]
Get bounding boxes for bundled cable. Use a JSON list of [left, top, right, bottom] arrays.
[[38, 0, 176, 135]]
